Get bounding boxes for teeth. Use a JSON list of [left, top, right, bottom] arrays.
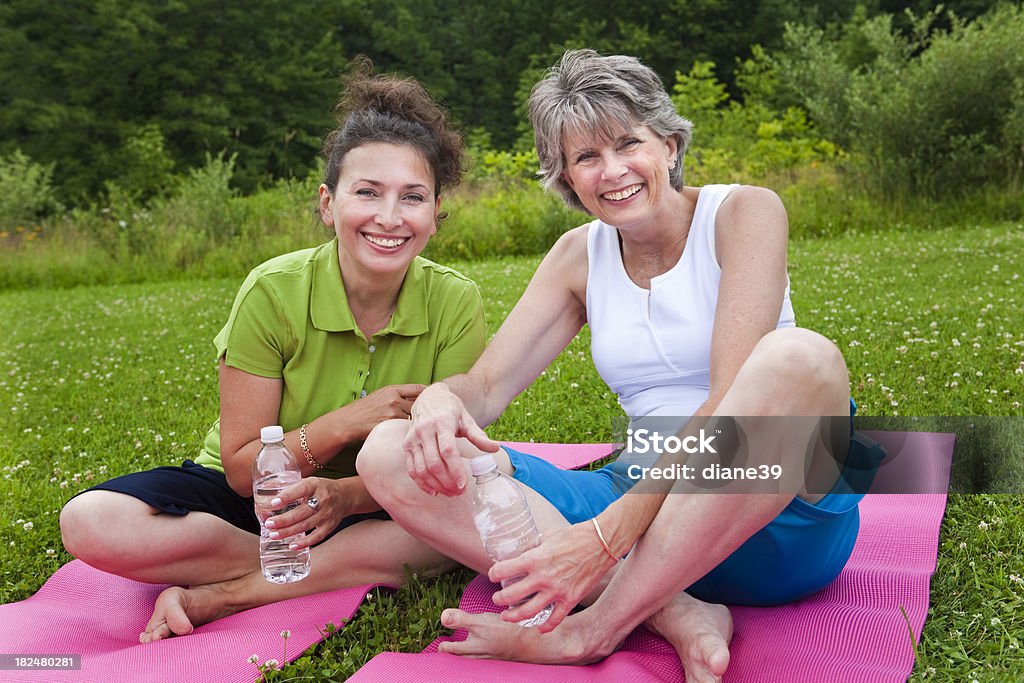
[[603, 184, 642, 201], [363, 234, 408, 248]]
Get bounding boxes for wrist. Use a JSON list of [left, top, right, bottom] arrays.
[[299, 423, 325, 471], [595, 504, 638, 560]]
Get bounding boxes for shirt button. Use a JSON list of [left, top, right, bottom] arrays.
[[360, 390, 367, 398], [368, 345, 376, 353]]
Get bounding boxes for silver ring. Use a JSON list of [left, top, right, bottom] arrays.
[[306, 497, 320, 511]]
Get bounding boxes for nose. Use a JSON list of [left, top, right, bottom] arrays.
[[600, 151, 627, 182], [375, 198, 402, 230]]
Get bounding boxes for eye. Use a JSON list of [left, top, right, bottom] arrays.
[[574, 151, 597, 164], [403, 193, 426, 203], [355, 188, 378, 197], [619, 138, 641, 150]]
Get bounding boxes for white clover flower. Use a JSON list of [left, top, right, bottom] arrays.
[[978, 521, 989, 530], [22, 521, 33, 531], [991, 617, 1001, 626], [280, 630, 291, 639], [247, 654, 259, 664]]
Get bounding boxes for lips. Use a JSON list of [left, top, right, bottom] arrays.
[[361, 233, 411, 249], [601, 184, 643, 201]]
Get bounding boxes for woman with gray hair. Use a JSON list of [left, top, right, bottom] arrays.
[[358, 49, 874, 682]]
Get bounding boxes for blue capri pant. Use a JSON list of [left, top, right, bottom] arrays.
[[508, 407, 884, 607]]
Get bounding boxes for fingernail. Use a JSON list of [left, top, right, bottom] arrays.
[[440, 609, 452, 626], [271, 497, 282, 506], [265, 520, 275, 529], [269, 531, 280, 539], [289, 543, 299, 551]]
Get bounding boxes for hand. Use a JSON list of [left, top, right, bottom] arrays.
[[487, 521, 619, 633], [345, 384, 426, 440], [262, 477, 349, 549], [403, 383, 500, 497]]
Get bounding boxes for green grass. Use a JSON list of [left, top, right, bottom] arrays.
[[1, 221, 1022, 680]]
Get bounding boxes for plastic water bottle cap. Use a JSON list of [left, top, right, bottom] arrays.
[[260, 425, 285, 443], [469, 453, 498, 476]]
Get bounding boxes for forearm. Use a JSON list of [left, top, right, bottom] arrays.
[[600, 402, 720, 556], [225, 406, 373, 494], [437, 372, 505, 428]]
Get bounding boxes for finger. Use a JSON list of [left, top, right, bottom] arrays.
[[431, 431, 467, 494], [290, 522, 326, 550], [394, 383, 426, 398], [276, 479, 314, 506], [501, 591, 554, 625], [395, 396, 416, 417], [488, 555, 528, 585], [537, 600, 573, 634], [492, 576, 540, 611], [409, 442, 444, 496], [458, 411, 500, 452]]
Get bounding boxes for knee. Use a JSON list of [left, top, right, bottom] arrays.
[[59, 493, 107, 561], [753, 328, 848, 394], [357, 419, 415, 502], [59, 492, 137, 567]]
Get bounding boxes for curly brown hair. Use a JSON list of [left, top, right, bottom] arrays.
[[321, 57, 464, 201]]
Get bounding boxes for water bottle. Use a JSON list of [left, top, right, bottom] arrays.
[[469, 453, 553, 627], [252, 425, 311, 583]]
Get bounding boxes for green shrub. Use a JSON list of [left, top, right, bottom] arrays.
[[0, 150, 59, 231], [111, 123, 176, 201], [424, 180, 587, 262], [671, 60, 839, 186], [774, 5, 1024, 198]]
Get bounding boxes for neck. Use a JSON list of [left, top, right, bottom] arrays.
[[618, 187, 697, 273], [337, 251, 406, 338]]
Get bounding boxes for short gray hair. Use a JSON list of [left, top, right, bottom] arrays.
[[528, 49, 693, 212]]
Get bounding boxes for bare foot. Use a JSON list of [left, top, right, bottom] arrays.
[[645, 592, 733, 683], [437, 609, 610, 664], [139, 584, 239, 643]]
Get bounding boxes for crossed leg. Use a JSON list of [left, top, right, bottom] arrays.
[[358, 328, 850, 682], [60, 491, 456, 642]]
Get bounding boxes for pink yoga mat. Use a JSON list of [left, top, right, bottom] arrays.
[[0, 562, 376, 683], [0, 442, 612, 683], [350, 431, 955, 682]]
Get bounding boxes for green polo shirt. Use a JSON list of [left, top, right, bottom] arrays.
[[195, 239, 486, 478]]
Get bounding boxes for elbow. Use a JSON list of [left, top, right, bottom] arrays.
[[224, 463, 253, 498]]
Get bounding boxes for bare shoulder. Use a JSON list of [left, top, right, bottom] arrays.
[[717, 185, 787, 232], [536, 222, 590, 302], [714, 185, 788, 265]]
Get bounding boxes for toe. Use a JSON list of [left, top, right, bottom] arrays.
[[440, 608, 475, 630]]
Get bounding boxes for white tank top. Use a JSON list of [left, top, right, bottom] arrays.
[[585, 184, 796, 420]]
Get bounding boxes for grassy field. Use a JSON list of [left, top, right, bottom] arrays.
[[1, 220, 1022, 680]]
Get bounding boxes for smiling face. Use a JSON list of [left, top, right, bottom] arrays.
[[319, 142, 440, 279], [560, 123, 678, 229]]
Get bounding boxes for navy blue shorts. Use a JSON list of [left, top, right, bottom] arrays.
[[507, 400, 884, 606], [82, 460, 389, 541]]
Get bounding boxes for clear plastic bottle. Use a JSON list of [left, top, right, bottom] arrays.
[[252, 425, 311, 584], [469, 453, 553, 627]]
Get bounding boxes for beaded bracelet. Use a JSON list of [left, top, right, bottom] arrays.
[[591, 517, 622, 563], [298, 423, 324, 470]]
